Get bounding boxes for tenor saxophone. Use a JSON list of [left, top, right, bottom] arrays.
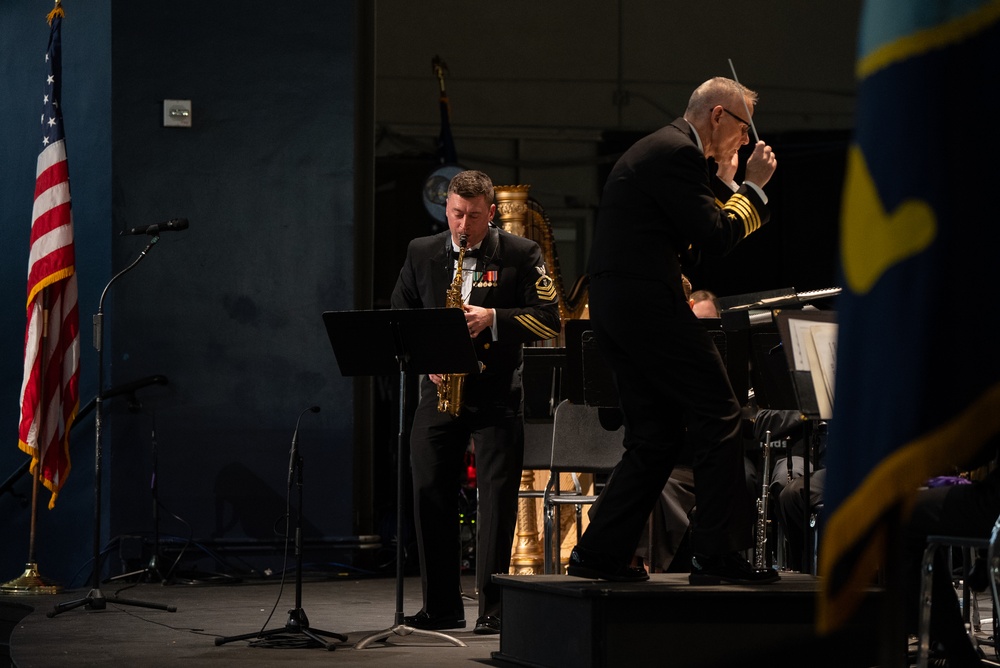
[[437, 234, 468, 416]]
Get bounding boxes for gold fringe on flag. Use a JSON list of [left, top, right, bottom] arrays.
[[46, 0, 65, 25]]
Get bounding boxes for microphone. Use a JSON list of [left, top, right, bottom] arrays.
[[120, 218, 189, 236], [289, 406, 321, 486]]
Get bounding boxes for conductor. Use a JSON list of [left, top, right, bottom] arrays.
[[567, 76, 780, 585]]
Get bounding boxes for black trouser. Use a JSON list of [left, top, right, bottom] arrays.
[[577, 275, 753, 566], [408, 376, 522, 618], [777, 465, 826, 571], [902, 471, 1000, 663]]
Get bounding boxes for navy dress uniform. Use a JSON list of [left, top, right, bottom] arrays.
[[391, 223, 560, 629]]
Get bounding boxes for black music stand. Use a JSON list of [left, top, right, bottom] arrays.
[[773, 310, 837, 422], [763, 309, 838, 573], [322, 308, 479, 649]]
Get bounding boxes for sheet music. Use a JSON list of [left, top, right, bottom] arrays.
[[802, 332, 833, 420], [811, 324, 837, 403], [787, 319, 816, 371], [786, 317, 838, 419]]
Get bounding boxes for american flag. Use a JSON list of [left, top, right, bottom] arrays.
[[18, 6, 80, 510]]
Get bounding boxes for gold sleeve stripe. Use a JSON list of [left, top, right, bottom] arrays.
[[724, 193, 762, 238], [723, 198, 751, 236], [714, 197, 726, 209], [725, 194, 754, 226], [740, 194, 762, 234], [515, 314, 559, 340]]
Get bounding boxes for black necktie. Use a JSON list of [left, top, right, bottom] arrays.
[[454, 248, 480, 260]]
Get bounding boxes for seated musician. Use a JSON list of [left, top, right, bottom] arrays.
[[899, 437, 1000, 667], [689, 290, 720, 319], [750, 410, 826, 572], [775, 424, 826, 572]]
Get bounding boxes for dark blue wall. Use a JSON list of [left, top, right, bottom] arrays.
[[0, 1, 357, 587]]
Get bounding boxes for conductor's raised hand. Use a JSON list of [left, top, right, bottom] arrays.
[[744, 141, 777, 189]]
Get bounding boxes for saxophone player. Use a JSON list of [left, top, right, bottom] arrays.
[[390, 170, 560, 635]]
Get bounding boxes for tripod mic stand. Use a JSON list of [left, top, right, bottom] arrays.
[[215, 406, 347, 650], [50, 235, 176, 617], [108, 412, 168, 584]]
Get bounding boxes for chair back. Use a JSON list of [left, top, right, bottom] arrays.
[[523, 421, 555, 470], [549, 399, 624, 474]]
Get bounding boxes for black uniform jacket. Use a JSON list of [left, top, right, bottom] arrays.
[[588, 118, 770, 287], [391, 225, 561, 407]]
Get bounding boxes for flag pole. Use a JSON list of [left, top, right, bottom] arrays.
[[2, 288, 61, 594], [1, 0, 69, 597]]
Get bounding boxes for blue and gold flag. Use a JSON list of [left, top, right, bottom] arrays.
[[819, 0, 1000, 632]]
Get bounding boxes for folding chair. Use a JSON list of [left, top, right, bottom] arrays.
[[542, 399, 625, 574], [916, 511, 1000, 667], [512, 346, 566, 574]]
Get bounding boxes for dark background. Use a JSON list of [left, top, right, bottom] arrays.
[[0, 1, 359, 586], [0, 0, 856, 587]]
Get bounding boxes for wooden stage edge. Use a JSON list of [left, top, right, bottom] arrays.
[[493, 572, 884, 668]]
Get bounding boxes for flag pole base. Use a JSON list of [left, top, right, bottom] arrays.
[[1, 562, 62, 595]]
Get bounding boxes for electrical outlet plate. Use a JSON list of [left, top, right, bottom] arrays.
[[163, 99, 192, 128]]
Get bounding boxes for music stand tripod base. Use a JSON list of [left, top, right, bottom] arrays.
[[355, 624, 468, 649], [214, 608, 347, 650]]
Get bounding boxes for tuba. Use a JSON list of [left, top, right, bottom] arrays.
[[437, 234, 468, 416]]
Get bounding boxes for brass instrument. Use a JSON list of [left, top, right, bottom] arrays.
[[755, 429, 773, 570], [437, 234, 468, 416]]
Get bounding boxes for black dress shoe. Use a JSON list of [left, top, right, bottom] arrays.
[[688, 552, 780, 585], [566, 547, 649, 582], [474, 615, 500, 635], [402, 609, 466, 630]]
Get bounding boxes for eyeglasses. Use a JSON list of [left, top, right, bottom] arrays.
[[721, 107, 750, 134]]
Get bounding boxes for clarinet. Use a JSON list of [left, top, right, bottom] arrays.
[[755, 429, 772, 571]]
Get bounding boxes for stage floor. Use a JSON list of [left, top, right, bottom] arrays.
[[2, 573, 999, 667], [4, 574, 499, 668]]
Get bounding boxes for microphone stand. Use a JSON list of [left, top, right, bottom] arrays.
[[107, 414, 167, 584], [215, 407, 347, 649], [49, 235, 177, 617]]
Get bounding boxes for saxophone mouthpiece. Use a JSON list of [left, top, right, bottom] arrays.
[[459, 234, 468, 248]]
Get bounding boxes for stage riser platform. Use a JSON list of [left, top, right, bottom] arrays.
[[493, 573, 882, 668]]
